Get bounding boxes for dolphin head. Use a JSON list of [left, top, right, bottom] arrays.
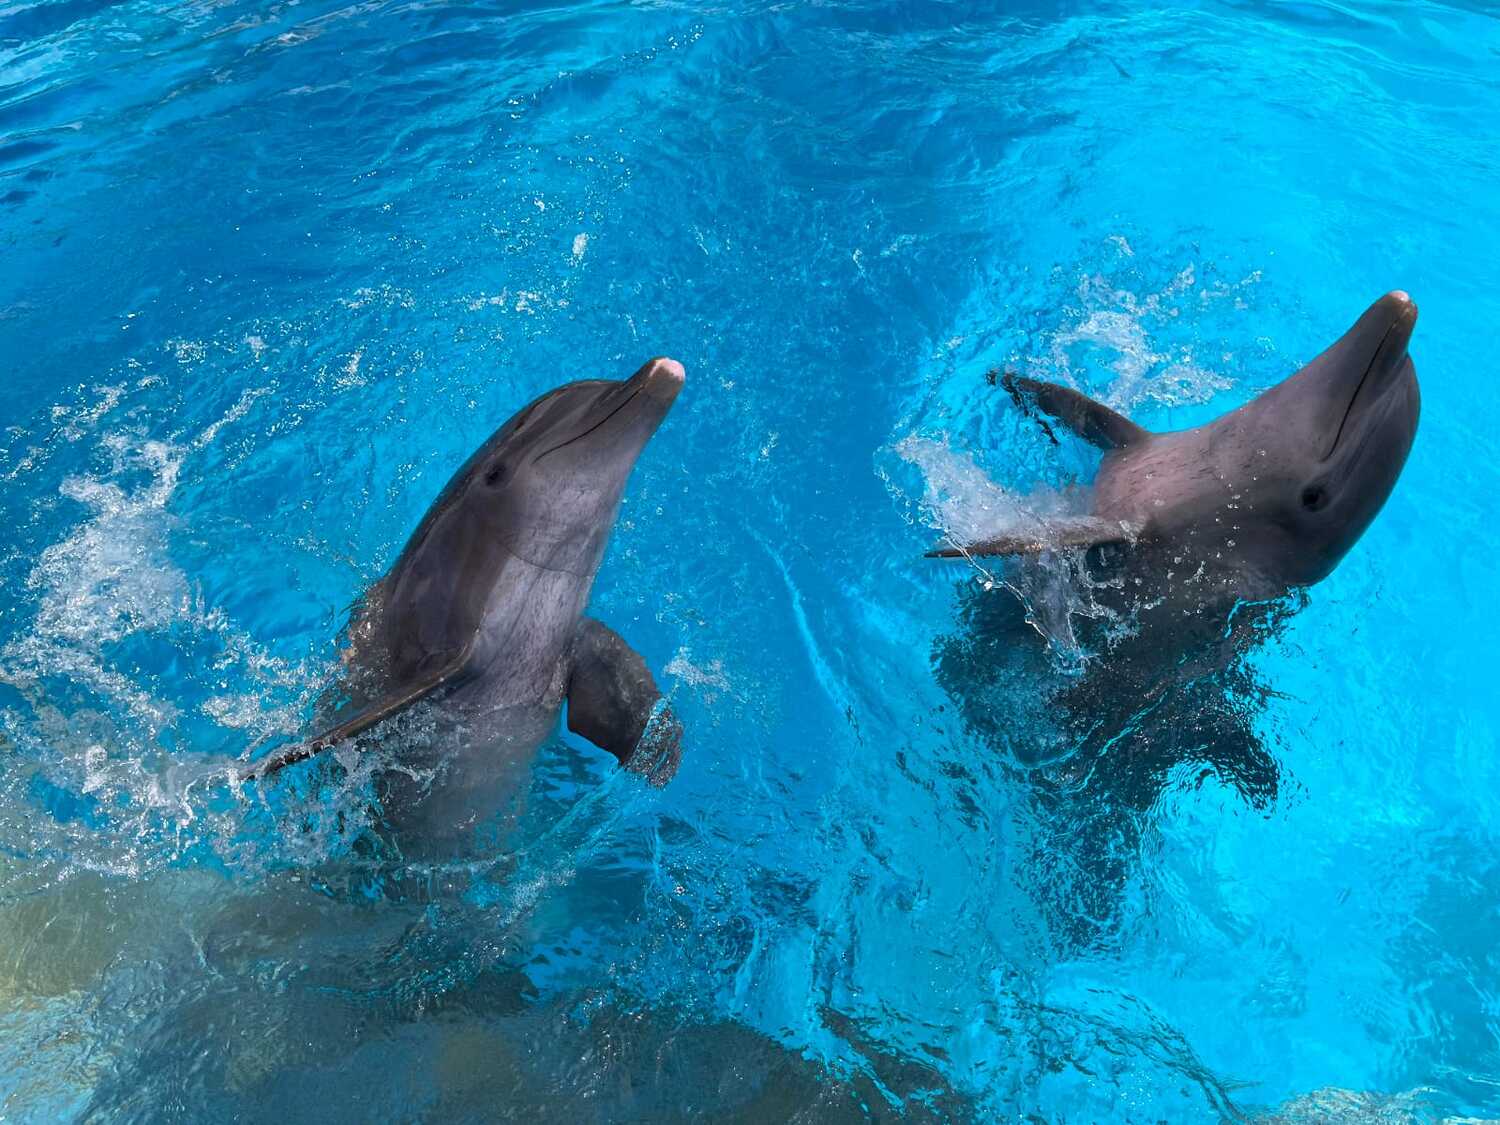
[[452, 356, 684, 578], [1224, 291, 1421, 586], [369, 356, 682, 694]]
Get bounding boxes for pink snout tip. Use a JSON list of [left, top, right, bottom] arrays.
[[639, 356, 685, 402]]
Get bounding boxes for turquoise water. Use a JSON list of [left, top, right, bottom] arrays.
[[2, 0, 1499, 1120]]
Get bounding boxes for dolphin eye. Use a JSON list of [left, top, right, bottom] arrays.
[[1301, 485, 1329, 512], [484, 462, 508, 487]]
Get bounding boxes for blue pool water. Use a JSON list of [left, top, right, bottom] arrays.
[[3, 0, 1499, 1119]]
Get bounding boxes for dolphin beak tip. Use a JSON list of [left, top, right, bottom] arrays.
[[641, 356, 685, 402], [1382, 289, 1418, 324]]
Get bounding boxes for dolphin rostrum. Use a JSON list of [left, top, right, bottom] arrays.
[[245, 357, 687, 844]]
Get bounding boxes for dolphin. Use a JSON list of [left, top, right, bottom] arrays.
[[245, 357, 687, 848], [930, 290, 1421, 603], [925, 293, 1422, 935]]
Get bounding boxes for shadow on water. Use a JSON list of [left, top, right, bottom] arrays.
[[931, 557, 1299, 947], [75, 866, 973, 1125]]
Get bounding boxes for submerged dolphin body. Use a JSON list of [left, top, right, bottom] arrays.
[[248, 358, 686, 847]]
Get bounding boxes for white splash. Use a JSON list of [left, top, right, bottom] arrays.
[[464, 290, 509, 311], [331, 347, 366, 388], [340, 284, 414, 311], [892, 435, 1124, 663], [53, 384, 124, 441], [665, 649, 734, 700], [893, 435, 1082, 552], [0, 385, 329, 875], [168, 338, 207, 365], [1021, 258, 1261, 413]]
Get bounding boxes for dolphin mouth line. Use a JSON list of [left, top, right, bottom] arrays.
[[535, 385, 644, 462], [498, 536, 588, 578], [1325, 314, 1407, 461]]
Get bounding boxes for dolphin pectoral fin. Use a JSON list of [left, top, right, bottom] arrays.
[[242, 647, 474, 781], [566, 618, 682, 786], [1002, 373, 1147, 450], [926, 516, 1136, 559]]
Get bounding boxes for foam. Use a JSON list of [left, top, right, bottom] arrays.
[[0, 384, 347, 880], [892, 436, 1108, 661], [889, 248, 1262, 662], [893, 434, 1083, 551], [1035, 265, 1238, 414], [664, 649, 734, 699]]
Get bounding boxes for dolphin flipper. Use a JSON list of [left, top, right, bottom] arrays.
[[566, 618, 682, 786], [927, 516, 1136, 560], [242, 646, 474, 780], [1003, 373, 1147, 450]]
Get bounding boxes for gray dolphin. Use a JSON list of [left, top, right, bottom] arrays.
[[925, 293, 1421, 939], [930, 290, 1421, 603], [246, 357, 686, 843]]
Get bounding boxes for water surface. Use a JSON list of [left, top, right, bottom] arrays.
[[2, 0, 1499, 1120]]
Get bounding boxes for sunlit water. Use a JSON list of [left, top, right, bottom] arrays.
[[3, 1, 1498, 1120]]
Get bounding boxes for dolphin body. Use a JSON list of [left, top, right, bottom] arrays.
[[926, 294, 1421, 929], [930, 297, 1422, 942], [248, 357, 686, 851], [931, 291, 1421, 603]]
